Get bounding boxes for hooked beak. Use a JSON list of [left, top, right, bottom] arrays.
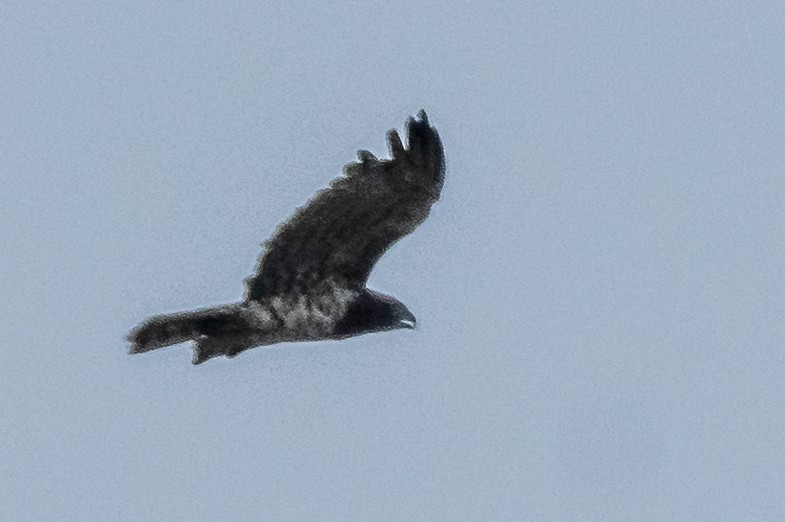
[[399, 309, 417, 329]]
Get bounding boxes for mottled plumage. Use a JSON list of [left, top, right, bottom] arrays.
[[128, 110, 444, 364]]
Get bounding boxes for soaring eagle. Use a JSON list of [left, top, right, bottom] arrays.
[[128, 110, 445, 364]]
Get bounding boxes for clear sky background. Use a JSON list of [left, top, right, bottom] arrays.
[[2, 1, 784, 520]]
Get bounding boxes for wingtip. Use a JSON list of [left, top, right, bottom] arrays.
[[386, 129, 405, 158], [405, 109, 438, 154], [406, 110, 433, 136], [390, 110, 440, 162], [357, 149, 377, 162]]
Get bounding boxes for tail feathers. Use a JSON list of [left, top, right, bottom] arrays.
[[127, 305, 246, 356]]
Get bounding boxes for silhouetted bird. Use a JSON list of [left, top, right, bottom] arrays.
[[128, 110, 445, 364]]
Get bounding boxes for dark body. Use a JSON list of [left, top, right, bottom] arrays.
[[128, 111, 445, 364]]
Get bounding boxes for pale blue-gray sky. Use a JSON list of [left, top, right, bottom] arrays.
[[3, 1, 784, 520]]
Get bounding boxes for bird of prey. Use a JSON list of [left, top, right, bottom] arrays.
[[128, 110, 445, 364]]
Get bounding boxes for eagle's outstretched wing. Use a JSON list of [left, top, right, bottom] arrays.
[[245, 110, 445, 301]]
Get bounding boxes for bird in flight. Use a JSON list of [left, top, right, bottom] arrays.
[[128, 110, 445, 364]]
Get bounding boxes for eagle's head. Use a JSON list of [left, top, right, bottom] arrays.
[[333, 289, 416, 338]]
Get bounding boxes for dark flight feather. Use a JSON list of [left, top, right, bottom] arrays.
[[128, 110, 444, 364]]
